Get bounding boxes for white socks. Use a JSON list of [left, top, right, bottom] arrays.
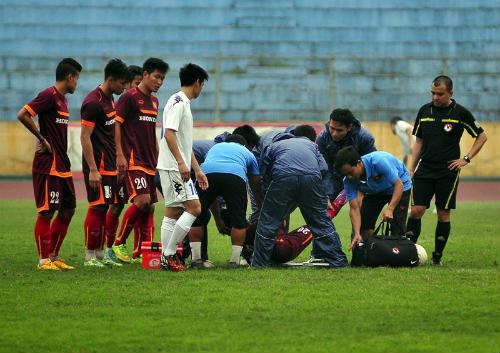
[[161, 216, 177, 256], [95, 249, 104, 260], [230, 245, 243, 263], [165, 212, 197, 256], [85, 250, 95, 261], [190, 242, 202, 261]]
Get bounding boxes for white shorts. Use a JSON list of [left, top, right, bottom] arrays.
[[159, 170, 199, 208]]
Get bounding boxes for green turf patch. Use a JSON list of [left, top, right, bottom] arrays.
[[0, 200, 498, 353]]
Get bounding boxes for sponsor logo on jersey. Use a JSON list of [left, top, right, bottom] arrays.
[[444, 123, 453, 132], [139, 116, 157, 122], [392, 247, 400, 255], [55, 118, 68, 124]]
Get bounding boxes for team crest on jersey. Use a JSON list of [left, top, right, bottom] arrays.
[[112, 101, 115, 109], [152, 101, 157, 110], [138, 99, 144, 105], [444, 123, 453, 132]]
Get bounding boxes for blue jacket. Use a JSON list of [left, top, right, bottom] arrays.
[[316, 118, 376, 197], [252, 125, 300, 165], [260, 132, 328, 190]]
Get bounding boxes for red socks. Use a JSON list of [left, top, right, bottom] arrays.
[[132, 212, 154, 258], [35, 216, 51, 259], [114, 204, 142, 246], [84, 208, 106, 251], [49, 214, 72, 257], [105, 211, 120, 248]]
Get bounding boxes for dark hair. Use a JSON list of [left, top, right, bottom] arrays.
[[104, 58, 128, 80], [56, 58, 82, 81], [432, 75, 453, 92], [143, 58, 169, 75], [293, 124, 317, 142], [390, 116, 402, 125], [126, 65, 142, 82], [225, 133, 247, 146], [179, 63, 209, 87], [334, 146, 361, 172], [330, 108, 355, 127], [232, 124, 260, 148]]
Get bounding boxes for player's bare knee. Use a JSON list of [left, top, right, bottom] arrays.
[[38, 210, 55, 219], [410, 206, 425, 219], [185, 201, 201, 217], [134, 195, 151, 212], [109, 203, 124, 216], [436, 208, 450, 222], [59, 208, 75, 219]]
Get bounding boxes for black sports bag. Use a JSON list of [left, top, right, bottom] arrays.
[[351, 222, 419, 267]]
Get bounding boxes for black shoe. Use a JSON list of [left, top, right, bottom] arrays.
[[431, 252, 442, 266]]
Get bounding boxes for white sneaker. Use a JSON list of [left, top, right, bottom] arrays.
[[282, 261, 304, 267], [202, 260, 214, 268], [239, 258, 249, 267], [303, 257, 330, 267]]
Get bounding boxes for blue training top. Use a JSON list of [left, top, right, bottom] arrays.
[[201, 142, 259, 182], [343, 151, 412, 200]]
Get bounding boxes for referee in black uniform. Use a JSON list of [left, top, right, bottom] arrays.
[[406, 75, 487, 265]]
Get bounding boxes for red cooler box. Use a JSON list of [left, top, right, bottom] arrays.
[[141, 241, 162, 269]]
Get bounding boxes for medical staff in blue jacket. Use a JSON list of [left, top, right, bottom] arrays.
[[316, 108, 376, 200], [335, 146, 412, 251], [251, 125, 347, 268]]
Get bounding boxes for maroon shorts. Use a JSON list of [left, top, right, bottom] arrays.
[[84, 173, 127, 206], [272, 225, 314, 263], [125, 170, 158, 203], [33, 173, 76, 213]]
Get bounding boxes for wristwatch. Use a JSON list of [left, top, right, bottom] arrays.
[[463, 155, 471, 163]]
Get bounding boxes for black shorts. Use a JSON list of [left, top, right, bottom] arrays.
[[360, 190, 410, 236], [196, 173, 248, 229], [412, 163, 460, 210]]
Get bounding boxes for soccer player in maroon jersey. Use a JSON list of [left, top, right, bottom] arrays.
[[17, 58, 82, 270], [80, 58, 129, 267], [100, 63, 143, 263], [125, 65, 142, 90], [112, 58, 169, 263]]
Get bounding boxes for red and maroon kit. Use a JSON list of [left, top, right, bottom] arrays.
[[25, 86, 72, 178], [81, 86, 117, 176], [25, 86, 76, 213], [114, 87, 159, 256], [115, 87, 159, 176], [24, 86, 75, 260], [81, 86, 126, 206]]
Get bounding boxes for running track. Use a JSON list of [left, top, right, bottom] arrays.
[[0, 181, 498, 201]]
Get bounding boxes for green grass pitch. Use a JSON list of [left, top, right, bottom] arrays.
[[0, 200, 498, 353]]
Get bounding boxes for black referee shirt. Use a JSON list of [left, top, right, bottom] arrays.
[[413, 99, 483, 165]]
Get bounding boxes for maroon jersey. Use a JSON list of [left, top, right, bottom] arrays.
[[81, 86, 118, 176], [115, 87, 158, 175], [24, 86, 72, 178]]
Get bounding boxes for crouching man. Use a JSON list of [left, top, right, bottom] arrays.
[[335, 146, 412, 251]]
